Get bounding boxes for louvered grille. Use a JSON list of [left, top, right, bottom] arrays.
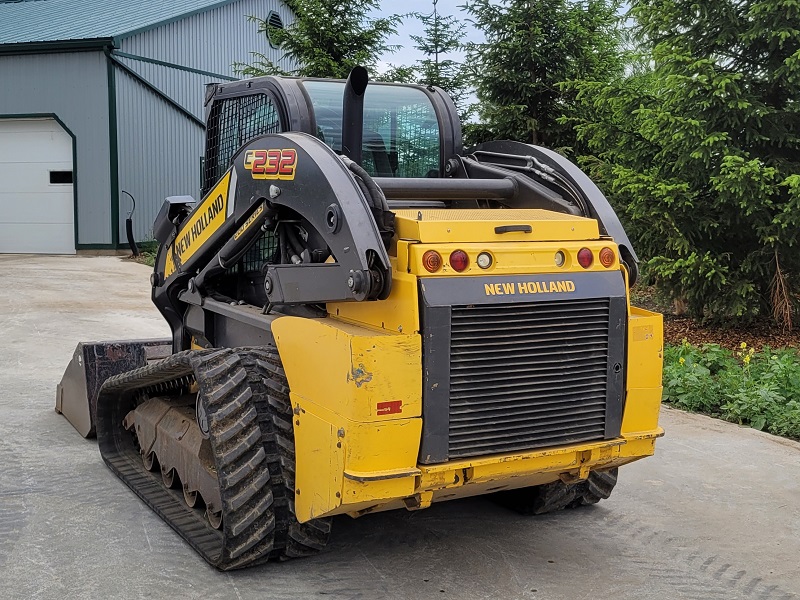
[[448, 298, 610, 458]]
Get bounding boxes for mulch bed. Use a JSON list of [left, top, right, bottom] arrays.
[[663, 315, 800, 350], [631, 285, 799, 350]]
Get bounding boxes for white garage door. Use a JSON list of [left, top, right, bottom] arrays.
[[0, 119, 76, 254]]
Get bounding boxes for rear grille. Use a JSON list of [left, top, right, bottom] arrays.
[[448, 298, 610, 458]]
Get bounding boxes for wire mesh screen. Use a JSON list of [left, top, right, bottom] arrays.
[[204, 94, 282, 193], [240, 232, 278, 273]]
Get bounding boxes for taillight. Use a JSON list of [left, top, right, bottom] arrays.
[[449, 250, 469, 272], [599, 247, 615, 268], [422, 250, 442, 272], [577, 248, 593, 268]]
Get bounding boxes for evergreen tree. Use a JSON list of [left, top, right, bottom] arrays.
[[237, 0, 400, 79], [571, 0, 800, 327], [375, 2, 470, 118], [410, 1, 470, 117], [463, 0, 625, 152]]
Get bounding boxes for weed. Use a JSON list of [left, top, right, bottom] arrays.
[[663, 341, 800, 439]]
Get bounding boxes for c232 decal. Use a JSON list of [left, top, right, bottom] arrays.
[[244, 149, 298, 180]]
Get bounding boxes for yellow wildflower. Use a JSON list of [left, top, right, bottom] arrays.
[[743, 354, 751, 365], [740, 342, 747, 349], [679, 357, 686, 366]]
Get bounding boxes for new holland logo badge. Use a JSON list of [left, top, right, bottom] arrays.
[[484, 280, 576, 296]]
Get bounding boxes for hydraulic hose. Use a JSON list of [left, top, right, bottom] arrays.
[[340, 155, 393, 247], [122, 191, 139, 257]]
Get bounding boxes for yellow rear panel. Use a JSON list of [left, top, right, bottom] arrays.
[[276, 208, 663, 522]]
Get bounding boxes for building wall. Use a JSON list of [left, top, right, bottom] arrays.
[[115, 0, 294, 241], [0, 51, 112, 246]]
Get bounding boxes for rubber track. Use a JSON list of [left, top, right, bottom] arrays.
[[496, 468, 619, 515], [96, 349, 277, 570], [237, 347, 332, 559]]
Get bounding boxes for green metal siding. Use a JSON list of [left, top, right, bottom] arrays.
[[0, 51, 112, 245]]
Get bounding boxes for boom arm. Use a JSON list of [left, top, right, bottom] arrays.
[[151, 132, 394, 349]]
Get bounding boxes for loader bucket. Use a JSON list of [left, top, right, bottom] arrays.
[[55, 339, 172, 438]]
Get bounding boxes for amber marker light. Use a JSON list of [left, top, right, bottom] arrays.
[[599, 247, 615, 268], [449, 250, 469, 272], [577, 247, 593, 269], [422, 250, 442, 272]]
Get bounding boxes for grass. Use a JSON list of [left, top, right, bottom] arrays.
[[132, 240, 158, 268], [663, 340, 800, 439]]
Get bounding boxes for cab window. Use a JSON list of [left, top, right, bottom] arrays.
[[301, 81, 441, 178]]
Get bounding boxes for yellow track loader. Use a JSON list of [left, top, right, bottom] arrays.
[[56, 67, 663, 569]]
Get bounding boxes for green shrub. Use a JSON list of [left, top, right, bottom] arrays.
[[663, 341, 800, 439]]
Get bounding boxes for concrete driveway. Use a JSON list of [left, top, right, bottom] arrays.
[[0, 255, 798, 600]]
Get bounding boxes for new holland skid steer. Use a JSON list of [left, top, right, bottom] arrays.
[[56, 67, 664, 569]]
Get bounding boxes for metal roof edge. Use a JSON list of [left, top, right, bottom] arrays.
[[0, 38, 114, 56], [113, 0, 241, 43]]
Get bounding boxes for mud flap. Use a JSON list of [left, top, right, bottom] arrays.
[[55, 339, 171, 438]]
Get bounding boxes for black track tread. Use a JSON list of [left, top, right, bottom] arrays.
[[581, 467, 618, 505], [236, 347, 332, 560], [495, 468, 619, 515], [96, 348, 277, 570]]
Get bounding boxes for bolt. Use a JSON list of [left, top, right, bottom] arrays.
[[336, 441, 342, 448], [337, 428, 345, 438], [347, 276, 355, 289], [269, 185, 281, 198], [335, 492, 341, 498], [264, 276, 273, 293]]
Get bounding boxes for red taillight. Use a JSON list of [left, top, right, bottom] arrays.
[[577, 248, 593, 268], [422, 250, 442, 273], [599, 247, 615, 268], [449, 250, 469, 272]]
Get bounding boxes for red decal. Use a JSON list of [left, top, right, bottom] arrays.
[[278, 149, 298, 176], [376, 400, 402, 415], [244, 149, 298, 180]]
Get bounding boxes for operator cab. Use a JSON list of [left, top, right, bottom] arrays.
[[202, 77, 462, 197]]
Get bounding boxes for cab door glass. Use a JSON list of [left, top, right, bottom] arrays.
[[302, 81, 441, 178]]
